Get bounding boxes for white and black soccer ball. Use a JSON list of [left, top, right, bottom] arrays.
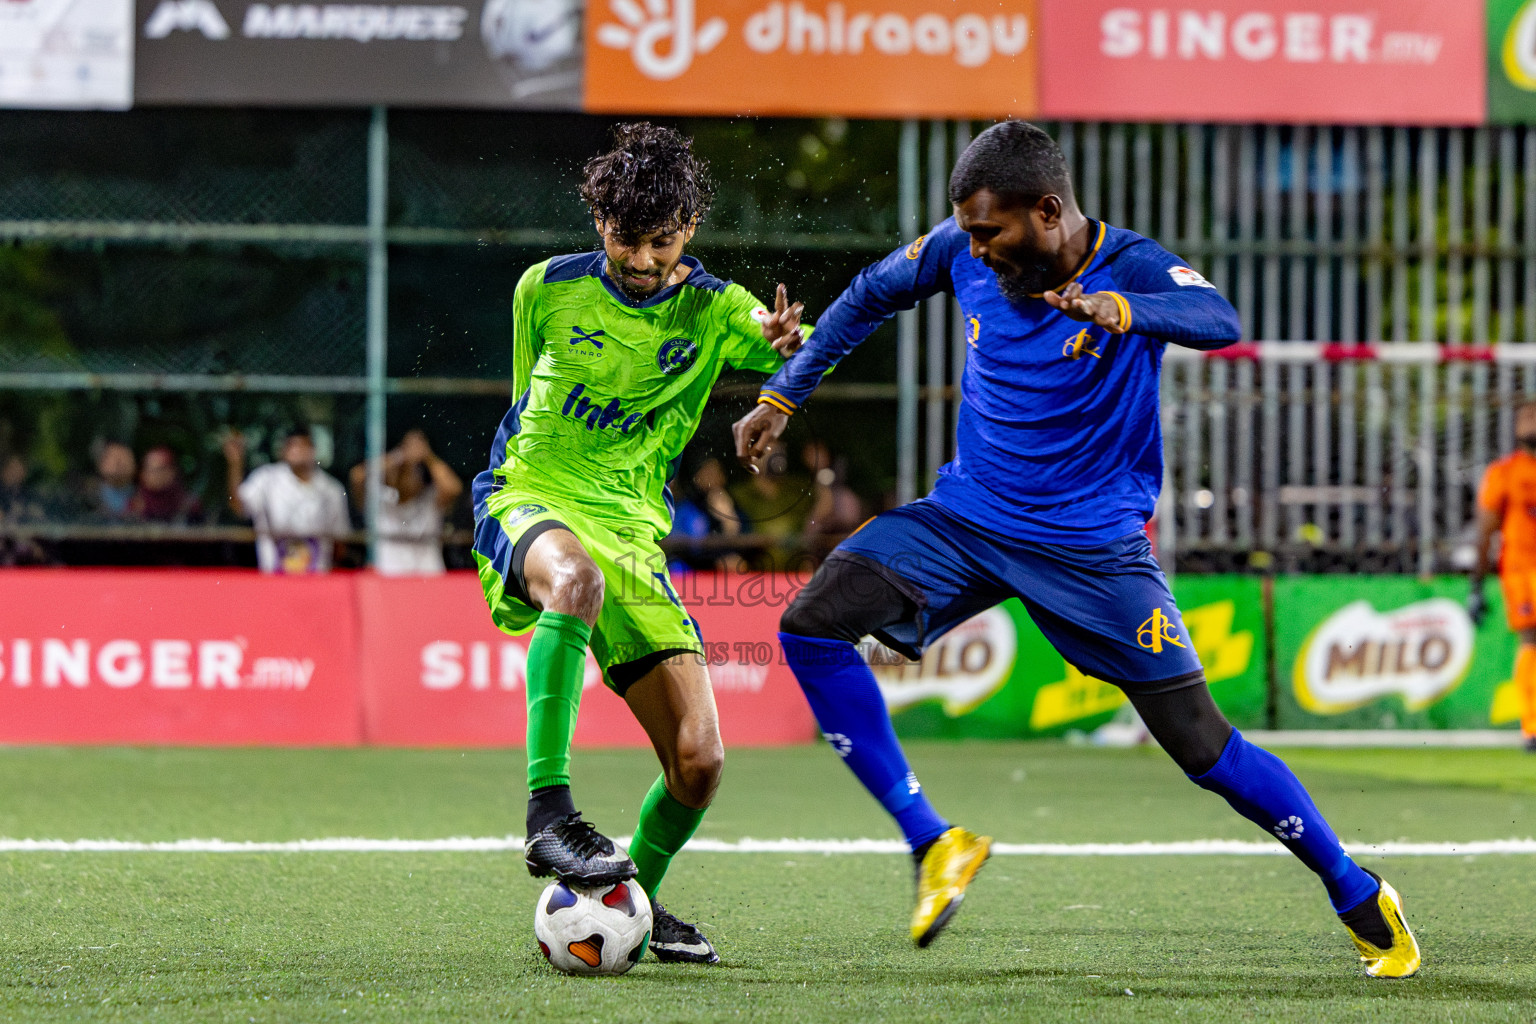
[[533, 878, 653, 976]]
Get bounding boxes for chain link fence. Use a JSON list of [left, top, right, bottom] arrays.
[[5, 113, 1536, 571]]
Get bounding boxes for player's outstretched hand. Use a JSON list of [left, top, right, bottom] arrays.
[[733, 402, 789, 475], [1043, 282, 1126, 333], [762, 283, 806, 358]]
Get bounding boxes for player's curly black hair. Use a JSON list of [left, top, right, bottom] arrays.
[[948, 121, 1074, 207], [579, 123, 715, 242]]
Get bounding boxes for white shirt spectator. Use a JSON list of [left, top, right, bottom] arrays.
[[237, 462, 350, 574], [375, 484, 447, 576]]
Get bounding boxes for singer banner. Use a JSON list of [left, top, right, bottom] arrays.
[[1036, 0, 1486, 125], [0, 570, 361, 745]]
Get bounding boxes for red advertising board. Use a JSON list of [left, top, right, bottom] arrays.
[[1037, 0, 1486, 125], [0, 569, 814, 747], [0, 570, 360, 745], [357, 572, 815, 748]]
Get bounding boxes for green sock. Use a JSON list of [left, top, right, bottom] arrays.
[[630, 774, 708, 899], [524, 610, 593, 792]]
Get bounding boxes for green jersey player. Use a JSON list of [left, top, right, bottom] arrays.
[[470, 123, 805, 965]]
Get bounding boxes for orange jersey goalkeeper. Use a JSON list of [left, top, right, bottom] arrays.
[[1472, 400, 1536, 748]]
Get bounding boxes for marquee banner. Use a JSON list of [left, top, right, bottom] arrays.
[[133, 0, 583, 106]]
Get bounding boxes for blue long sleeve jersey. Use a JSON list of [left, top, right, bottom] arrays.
[[759, 218, 1241, 546]]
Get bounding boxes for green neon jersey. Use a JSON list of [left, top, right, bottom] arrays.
[[472, 251, 789, 540]]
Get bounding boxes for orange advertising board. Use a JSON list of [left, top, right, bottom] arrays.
[[583, 0, 1037, 118]]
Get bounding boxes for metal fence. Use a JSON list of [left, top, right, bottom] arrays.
[[0, 109, 904, 561], [1157, 344, 1536, 575], [7, 115, 1536, 569], [896, 122, 1536, 571]]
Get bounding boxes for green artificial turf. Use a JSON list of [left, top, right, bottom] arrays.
[[1, 743, 1533, 1022]]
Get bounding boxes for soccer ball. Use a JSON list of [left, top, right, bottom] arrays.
[[533, 878, 653, 976]]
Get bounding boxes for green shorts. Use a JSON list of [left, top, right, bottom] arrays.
[[471, 492, 703, 693]]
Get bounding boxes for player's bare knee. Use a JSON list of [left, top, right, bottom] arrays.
[[546, 561, 605, 623], [669, 734, 724, 808]]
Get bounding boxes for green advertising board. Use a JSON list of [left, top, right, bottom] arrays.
[[1272, 576, 1519, 730], [1490, 0, 1536, 122], [882, 576, 1268, 739]]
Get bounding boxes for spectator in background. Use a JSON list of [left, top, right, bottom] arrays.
[[85, 440, 136, 521], [799, 439, 865, 545], [128, 446, 203, 525], [729, 445, 810, 567], [348, 428, 462, 576], [667, 456, 745, 571], [0, 452, 50, 565], [224, 427, 350, 574]]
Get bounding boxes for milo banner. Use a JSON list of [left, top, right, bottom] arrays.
[[878, 576, 1267, 739], [1490, 0, 1536, 122], [1273, 576, 1520, 730]]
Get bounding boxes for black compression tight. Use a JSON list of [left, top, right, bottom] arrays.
[[782, 550, 1235, 776], [1127, 684, 1235, 777]]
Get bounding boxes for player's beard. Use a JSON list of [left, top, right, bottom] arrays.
[[606, 256, 667, 300], [991, 256, 1059, 303]]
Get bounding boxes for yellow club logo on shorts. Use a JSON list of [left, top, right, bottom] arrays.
[[1137, 608, 1185, 653]]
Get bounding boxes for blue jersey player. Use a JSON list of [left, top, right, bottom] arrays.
[[732, 122, 1421, 978]]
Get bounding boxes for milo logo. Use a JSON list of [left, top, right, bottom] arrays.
[[865, 607, 1016, 716], [1506, 0, 1536, 91], [1293, 598, 1473, 714]]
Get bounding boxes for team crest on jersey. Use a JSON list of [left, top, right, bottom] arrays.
[[905, 234, 928, 260], [657, 337, 698, 375], [1167, 266, 1215, 289], [504, 502, 548, 525], [966, 314, 981, 347], [1063, 328, 1101, 361]]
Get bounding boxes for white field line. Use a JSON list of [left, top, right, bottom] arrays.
[[0, 837, 1533, 856]]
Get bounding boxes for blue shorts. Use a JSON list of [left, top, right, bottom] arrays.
[[836, 498, 1203, 692]]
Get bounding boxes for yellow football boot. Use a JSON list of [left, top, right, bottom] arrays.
[[910, 826, 992, 947], [1344, 873, 1421, 979]]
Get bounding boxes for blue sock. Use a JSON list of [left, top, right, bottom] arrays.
[[779, 633, 949, 851], [1191, 730, 1378, 913]]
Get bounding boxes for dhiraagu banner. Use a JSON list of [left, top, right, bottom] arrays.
[[1274, 576, 1520, 730], [878, 575, 1267, 739]]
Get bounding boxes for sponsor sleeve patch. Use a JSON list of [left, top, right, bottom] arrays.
[[1168, 266, 1215, 288]]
